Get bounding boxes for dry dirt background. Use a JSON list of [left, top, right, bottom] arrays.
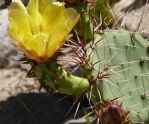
[[0, 0, 149, 124]]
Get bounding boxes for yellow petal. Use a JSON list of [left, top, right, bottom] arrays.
[[41, 3, 80, 57], [10, 0, 27, 13], [41, 2, 64, 32], [27, 0, 41, 33], [9, 9, 31, 45], [23, 32, 49, 57], [27, 0, 39, 15], [38, 0, 52, 14], [66, 8, 80, 31], [42, 2, 79, 34]]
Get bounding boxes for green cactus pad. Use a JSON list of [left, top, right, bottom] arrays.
[[88, 30, 149, 123], [33, 61, 90, 96]]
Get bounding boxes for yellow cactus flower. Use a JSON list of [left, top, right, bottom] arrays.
[[8, 0, 79, 62]]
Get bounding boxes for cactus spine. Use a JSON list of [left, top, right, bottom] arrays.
[[88, 30, 149, 123]]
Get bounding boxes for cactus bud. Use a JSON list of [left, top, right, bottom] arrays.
[[95, 102, 130, 124]]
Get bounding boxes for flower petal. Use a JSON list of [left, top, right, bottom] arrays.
[[41, 3, 80, 57], [66, 8, 80, 30], [9, 9, 31, 45], [27, 0, 42, 33], [42, 3, 79, 35], [10, 0, 27, 13], [41, 2, 64, 32], [23, 32, 49, 57], [38, 0, 52, 14]]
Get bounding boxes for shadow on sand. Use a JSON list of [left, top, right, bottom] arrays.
[[0, 92, 89, 124]]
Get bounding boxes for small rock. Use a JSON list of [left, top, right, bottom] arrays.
[[0, 9, 22, 68], [113, 0, 149, 39]]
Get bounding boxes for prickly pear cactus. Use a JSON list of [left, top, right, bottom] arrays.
[[29, 60, 90, 96], [88, 30, 149, 123], [8, 0, 149, 123]]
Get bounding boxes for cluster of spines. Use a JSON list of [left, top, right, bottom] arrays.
[[86, 30, 149, 123]]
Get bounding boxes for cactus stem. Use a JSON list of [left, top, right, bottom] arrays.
[[32, 60, 91, 96]]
